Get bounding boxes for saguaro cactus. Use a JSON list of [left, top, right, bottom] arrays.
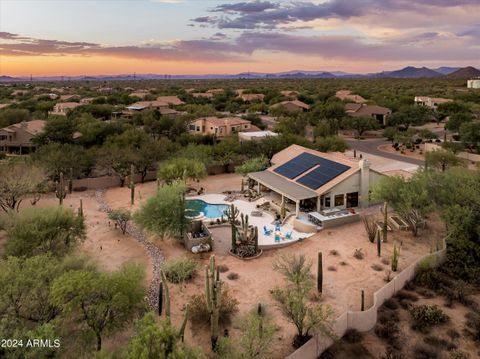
[[78, 199, 83, 218], [130, 164, 135, 205], [159, 270, 188, 342], [361, 289, 365, 311], [55, 172, 67, 205], [317, 251, 323, 293], [160, 270, 171, 319], [225, 204, 239, 252], [383, 202, 388, 243], [205, 255, 222, 351], [391, 244, 401, 272], [68, 167, 73, 194], [376, 229, 382, 257]]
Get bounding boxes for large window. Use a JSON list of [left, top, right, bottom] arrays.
[[324, 196, 331, 208], [334, 194, 344, 207]]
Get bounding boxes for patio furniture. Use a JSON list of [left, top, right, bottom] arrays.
[[263, 226, 272, 235], [285, 231, 292, 240], [251, 210, 263, 217], [274, 231, 281, 243], [275, 221, 281, 231]]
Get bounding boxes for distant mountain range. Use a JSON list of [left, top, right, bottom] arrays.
[[1, 66, 479, 82]]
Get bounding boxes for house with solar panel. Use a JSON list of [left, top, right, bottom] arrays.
[[248, 144, 385, 221]]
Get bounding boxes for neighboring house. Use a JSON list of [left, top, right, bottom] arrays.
[[238, 130, 278, 142], [414, 96, 452, 110], [259, 115, 278, 130], [0, 120, 46, 154], [270, 100, 310, 112], [206, 89, 224, 95], [50, 102, 82, 116], [239, 93, 265, 102], [345, 103, 391, 125], [129, 91, 150, 99], [156, 96, 185, 106], [467, 79, 480, 89], [126, 100, 169, 111], [247, 144, 385, 216], [280, 90, 300, 99], [192, 92, 214, 99], [60, 94, 80, 102], [336, 90, 367, 103], [80, 97, 95, 104], [188, 117, 252, 138]]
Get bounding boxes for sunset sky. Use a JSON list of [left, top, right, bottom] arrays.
[[1, 0, 479, 76]]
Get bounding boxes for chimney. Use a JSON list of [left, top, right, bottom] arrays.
[[359, 159, 370, 208]]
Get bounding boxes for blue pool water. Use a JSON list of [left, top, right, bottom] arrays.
[[185, 199, 229, 219]]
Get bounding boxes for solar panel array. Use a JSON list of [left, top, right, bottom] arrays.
[[274, 152, 351, 190], [274, 152, 324, 179]]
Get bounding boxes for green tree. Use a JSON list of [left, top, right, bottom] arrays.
[[0, 162, 46, 212], [34, 142, 93, 180], [425, 149, 464, 172], [271, 255, 335, 348], [235, 156, 269, 176], [445, 112, 473, 132], [97, 144, 138, 187], [342, 116, 379, 138], [33, 116, 75, 145], [134, 182, 188, 239], [108, 209, 131, 235], [217, 306, 276, 359], [5, 206, 85, 257], [459, 122, 480, 153], [314, 135, 348, 152], [388, 105, 430, 129], [0, 108, 30, 128], [157, 158, 206, 184], [122, 312, 203, 359], [50, 264, 146, 351]]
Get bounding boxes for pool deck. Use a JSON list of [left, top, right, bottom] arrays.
[[188, 193, 316, 249]]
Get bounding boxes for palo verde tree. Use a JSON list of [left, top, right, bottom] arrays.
[[271, 254, 335, 348], [50, 264, 146, 352], [0, 162, 46, 213], [425, 149, 464, 172], [108, 209, 132, 235], [5, 206, 86, 258], [134, 182, 188, 239], [342, 116, 379, 138], [157, 157, 207, 185]]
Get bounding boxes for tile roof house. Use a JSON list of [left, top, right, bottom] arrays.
[[336, 90, 367, 103], [188, 116, 252, 138], [239, 93, 265, 102], [247, 144, 385, 216], [156, 96, 185, 105], [0, 120, 46, 154], [280, 90, 300, 99], [414, 96, 452, 110], [50, 102, 82, 116], [270, 100, 310, 112], [192, 92, 214, 99], [345, 103, 391, 125], [126, 100, 169, 111]]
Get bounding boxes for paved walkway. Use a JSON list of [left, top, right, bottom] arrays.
[[346, 138, 424, 166]]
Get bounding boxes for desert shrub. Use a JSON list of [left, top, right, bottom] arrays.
[[381, 257, 390, 265], [339, 261, 348, 266], [412, 343, 442, 359], [227, 272, 239, 280], [464, 311, 480, 343], [73, 186, 88, 192], [441, 280, 472, 307], [329, 249, 339, 256], [217, 264, 229, 273], [383, 298, 399, 310], [163, 258, 199, 283], [414, 258, 441, 290], [372, 264, 383, 272], [447, 329, 460, 341], [409, 304, 449, 332], [449, 349, 470, 359], [375, 315, 400, 348], [344, 329, 363, 344], [423, 335, 455, 350], [354, 248, 364, 259], [327, 266, 336, 271], [380, 348, 406, 359], [396, 290, 419, 302], [416, 288, 435, 299], [188, 287, 239, 325]]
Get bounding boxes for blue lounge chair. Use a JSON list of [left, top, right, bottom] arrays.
[[285, 231, 292, 240], [275, 221, 281, 231], [274, 232, 281, 243], [263, 226, 271, 235]]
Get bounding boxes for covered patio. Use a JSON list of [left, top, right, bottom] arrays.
[[248, 171, 320, 216]]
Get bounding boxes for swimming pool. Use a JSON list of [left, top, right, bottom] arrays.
[[185, 199, 229, 219]]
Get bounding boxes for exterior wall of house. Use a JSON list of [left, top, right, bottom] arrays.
[[0, 127, 37, 153], [322, 172, 361, 209], [467, 79, 480, 88], [188, 119, 251, 137]]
